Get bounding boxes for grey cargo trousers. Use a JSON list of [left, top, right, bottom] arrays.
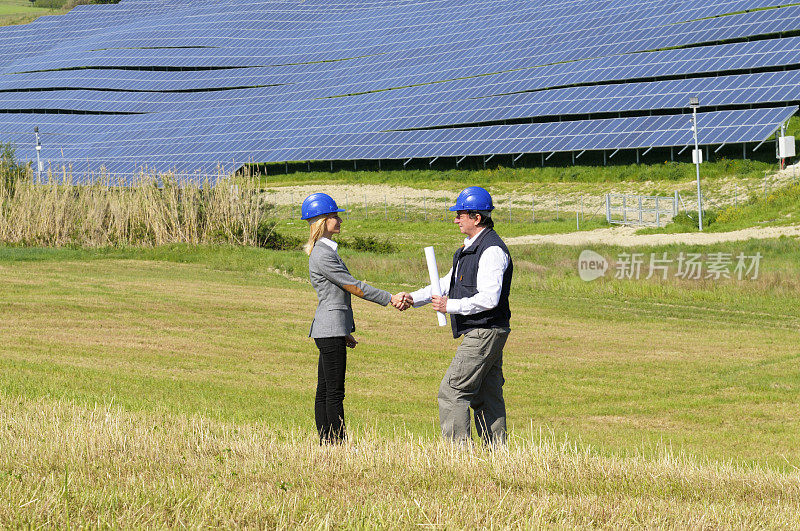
[[438, 327, 509, 445]]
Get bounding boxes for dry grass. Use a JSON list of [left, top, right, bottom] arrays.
[[0, 169, 268, 247], [1, 393, 798, 528]]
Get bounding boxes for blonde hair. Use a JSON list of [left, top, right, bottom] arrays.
[[304, 215, 328, 255]]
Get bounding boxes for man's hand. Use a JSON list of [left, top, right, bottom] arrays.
[[431, 295, 448, 313], [345, 334, 358, 348], [391, 292, 413, 311]]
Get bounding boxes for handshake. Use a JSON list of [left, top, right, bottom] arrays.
[[390, 292, 414, 311], [389, 293, 448, 313]]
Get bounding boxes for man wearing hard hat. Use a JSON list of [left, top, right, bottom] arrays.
[[401, 186, 512, 445]]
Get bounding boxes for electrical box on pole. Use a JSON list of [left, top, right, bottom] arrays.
[[692, 149, 703, 164], [777, 136, 795, 159]]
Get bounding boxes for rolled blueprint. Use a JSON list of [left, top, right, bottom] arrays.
[[424, 246, 448, 327]]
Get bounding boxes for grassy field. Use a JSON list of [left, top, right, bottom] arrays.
[[1, 236, 799, 525], [0, 0, 107, 25], [259, 158, 782, 193], [634, 178, 800, 234], [0, 0, 59, 25]]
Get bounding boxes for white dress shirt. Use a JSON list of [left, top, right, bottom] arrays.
[[409, 228, 510, 315], [318, 237, 338, 252]]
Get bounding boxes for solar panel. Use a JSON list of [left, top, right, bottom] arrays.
[[0, 0, 797, 182]]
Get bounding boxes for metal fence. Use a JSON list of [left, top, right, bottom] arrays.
[[605, 193, 679, 227]]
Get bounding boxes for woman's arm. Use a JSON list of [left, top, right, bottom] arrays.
[[314, 250, 391, 306]]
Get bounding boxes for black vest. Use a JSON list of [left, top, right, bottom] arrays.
[[449, 228, 513, 338]]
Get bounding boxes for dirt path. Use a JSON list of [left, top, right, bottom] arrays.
[[506, 224, 800, 247]]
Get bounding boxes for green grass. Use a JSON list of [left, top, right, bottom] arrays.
[[0, 0, 52, 24], [637, 178, 800, 234], [0, 0, 113, 25], [0, 239, 798, 469], [258, 158, 780, 193], [274, 217, 612, 252], [0, 194, 799, 526], [0, 0, 51, 14]]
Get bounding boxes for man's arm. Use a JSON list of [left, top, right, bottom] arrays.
[[443, 246, 509, 315], [406, 268, 453, 307]]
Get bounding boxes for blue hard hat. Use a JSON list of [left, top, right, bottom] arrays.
[[449, 186, 494, 212], [301, 193, 345, 220]]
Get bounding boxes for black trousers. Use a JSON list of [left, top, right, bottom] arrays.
[[314, 336, 347, 443]]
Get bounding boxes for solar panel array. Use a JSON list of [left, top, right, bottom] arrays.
[[0, 0, 797, 182]]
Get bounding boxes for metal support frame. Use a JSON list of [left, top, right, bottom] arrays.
[[456, 155, 468, 166], [484, 153, 496, 163], [641, 146, 654, 156], [575, 150, 586, 159], [403, 158, 413, 167], [513, 153, 525, 162], [545, 151, 556, 161], [753, 138, 767, 152], [608, 149, 620, 159], [714, 143, 726, 153], [429, 157, 439, 166], [678, 144, 690, 155]]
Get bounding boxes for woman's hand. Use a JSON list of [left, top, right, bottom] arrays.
[[345, 334, 358, 349], [391, 292, 413, 311]]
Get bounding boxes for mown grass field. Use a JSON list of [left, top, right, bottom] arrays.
[[1, 233, 799, 526], [0, 0, 109, 25], [0, 0, 58, 25]]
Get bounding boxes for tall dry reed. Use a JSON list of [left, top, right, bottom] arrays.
[[0, 167, 274, 247]]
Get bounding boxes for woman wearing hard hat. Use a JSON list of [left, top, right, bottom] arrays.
[[301, 192, 407, 444]]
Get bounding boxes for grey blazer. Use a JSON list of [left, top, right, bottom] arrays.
[[308, 241, 391, 338]]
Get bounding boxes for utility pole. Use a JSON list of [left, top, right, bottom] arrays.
[[34, 126, 42, 182], [689, 97, 703, 231]]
